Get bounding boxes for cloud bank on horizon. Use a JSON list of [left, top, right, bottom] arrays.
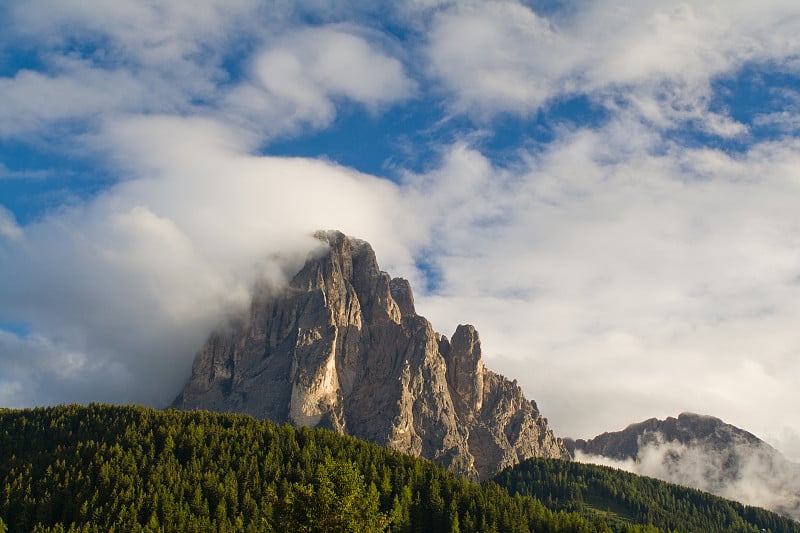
[[1, 1, 800, 463], [576, 436, 800, 520]]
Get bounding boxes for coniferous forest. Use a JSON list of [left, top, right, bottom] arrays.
[[1, 405, 797, 533], [493, 457, 799, 533]]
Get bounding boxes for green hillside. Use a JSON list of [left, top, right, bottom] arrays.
[[0, 404, 628, 533], [493, 457, 800, 533], [0, 405, 795, 533]]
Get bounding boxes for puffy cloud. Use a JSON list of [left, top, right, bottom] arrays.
[[426, 2, 573, 116], [0, 330, 95, 408], [0, 206, 22, 240], [224, 25, 416, 136], [409, 120, 800, 458], [0, 114, 416, 406], [8, 0, 259, 64], [575, 435, 800, 520], [0, 0, 258, 135], [0, 3, 418, 408], [0, 63, 165, 137], [426, 1, 800, 133], [1, 3, 414, 142]]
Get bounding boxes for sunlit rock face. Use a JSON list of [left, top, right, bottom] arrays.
[[175, 230, 569, 479]]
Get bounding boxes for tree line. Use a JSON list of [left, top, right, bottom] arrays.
[[1, 405, 795, 532], [493, 456, 800, 533]]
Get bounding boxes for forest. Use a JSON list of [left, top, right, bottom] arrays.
[[494, 457, 799, 532], [1, 405, 797, 532]]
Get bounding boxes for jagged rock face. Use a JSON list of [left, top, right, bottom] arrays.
[[175, 230, 569, 479]]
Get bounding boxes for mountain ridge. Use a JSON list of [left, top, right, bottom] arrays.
[[566, 412, 800, 520], [174, 230, 569, 479], [564, 412, 766, 459]]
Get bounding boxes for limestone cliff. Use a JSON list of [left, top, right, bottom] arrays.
[[174, 230, 569, 479]]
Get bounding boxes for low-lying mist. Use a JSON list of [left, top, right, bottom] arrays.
[[575, 434, 800, 520]]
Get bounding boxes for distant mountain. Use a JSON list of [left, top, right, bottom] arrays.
[[565, 412, 800, 520], [565, 412, 764, 459], [175, 230, 569, 479]]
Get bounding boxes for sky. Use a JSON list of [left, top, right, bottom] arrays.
[[1, 0, 800, 462]]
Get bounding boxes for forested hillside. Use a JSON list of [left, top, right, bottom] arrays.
[[494, 458, 800, 533], [0, 405, 795, 532], [0, 405, 631, 532]]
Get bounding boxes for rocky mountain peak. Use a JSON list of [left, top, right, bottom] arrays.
[[175, 230, 569, 479], [445, 324, 485, 412]]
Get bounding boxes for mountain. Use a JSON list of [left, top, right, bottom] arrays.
[[174, 230, 569, 479], [565, 412, 765, 459], [565, 412, 800, 520]]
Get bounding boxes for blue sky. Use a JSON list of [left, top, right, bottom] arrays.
[[2, 0, 800, 471]]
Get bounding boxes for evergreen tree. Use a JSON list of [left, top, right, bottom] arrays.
[[282, 458, 387, 532]]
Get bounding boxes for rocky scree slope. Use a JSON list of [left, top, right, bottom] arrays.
[[175, 230, 569, 479]]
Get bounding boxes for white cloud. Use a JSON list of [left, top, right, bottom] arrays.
[[426, 1, 800, 133], [0, 114, 417, 406], [409, 120, 800, 459], [755, 111, 800, 133], [0, 206, 22, 240], [224, 25, 415, 137], [0, 329, 96, 407], [0, 63, 164, 137], [575, 434, 800, 520], [0, 1, 256, 143], [426, 2, 574, 116], [9, 0, 259, 64], [0, 380, 23, 407], [0, 4, 418, 408], [1, 2, 414, 143]]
